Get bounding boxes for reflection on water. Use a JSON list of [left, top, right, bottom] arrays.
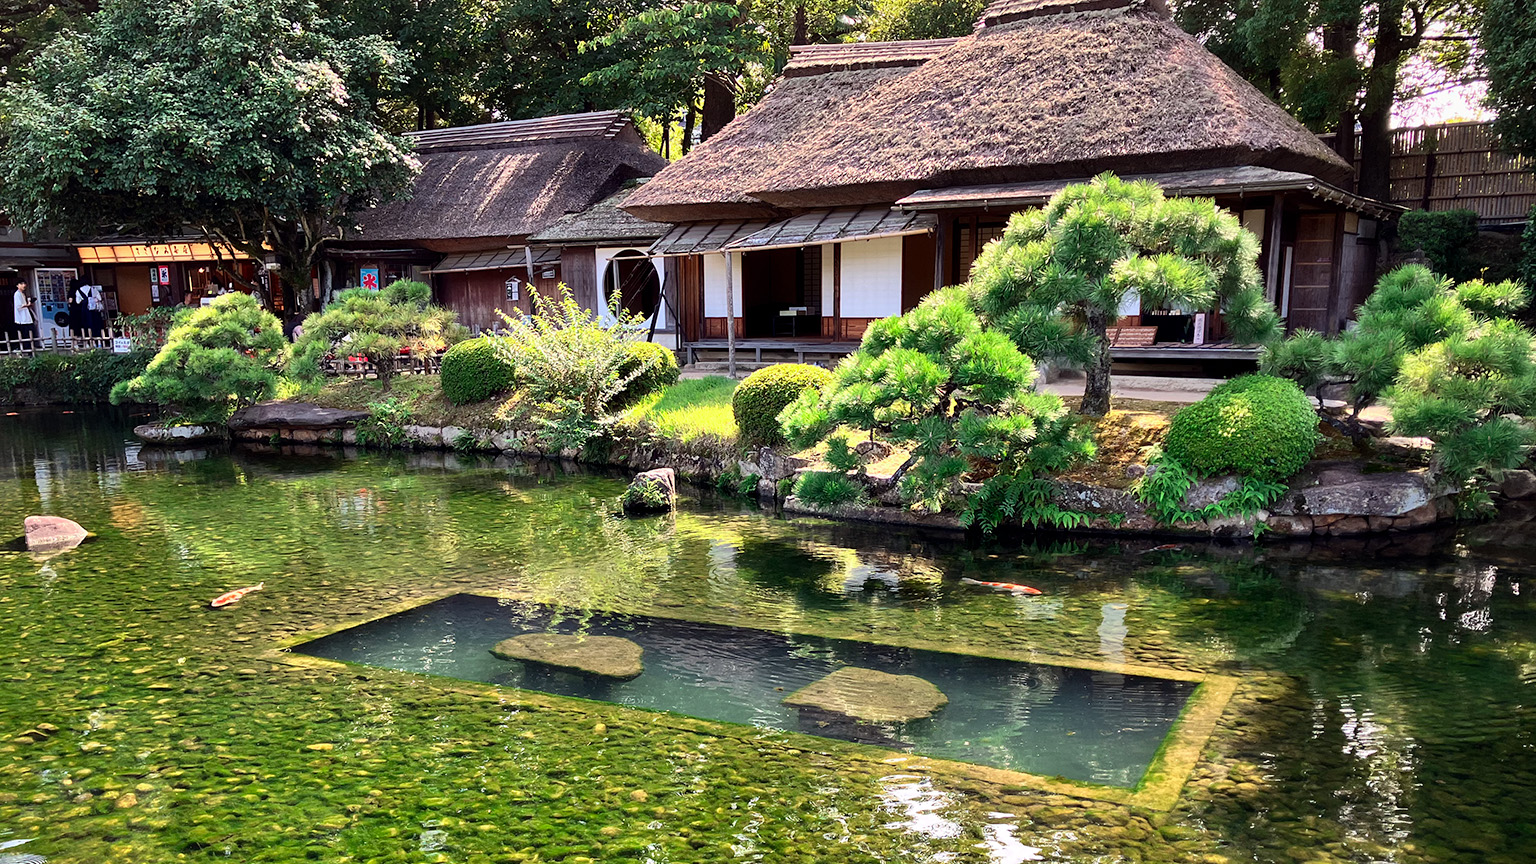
[[2, 409, 1536, 863]]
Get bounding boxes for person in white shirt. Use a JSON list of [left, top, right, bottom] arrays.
[[72, 281, 104, 335], [12, 279, 37, 343]]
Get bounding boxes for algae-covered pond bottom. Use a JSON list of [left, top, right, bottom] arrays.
[[4, 407, 1536, 864], [295, 594, 1195, 785]]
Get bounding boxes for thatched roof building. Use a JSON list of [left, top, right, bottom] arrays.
[[351, 111, 666, 244], [624, 0, 1350, 221]]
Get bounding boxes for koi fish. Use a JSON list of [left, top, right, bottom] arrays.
[[1139, 543, 1184, 554], [210, 582, 264, 608], [960, 577, 1042, 595]]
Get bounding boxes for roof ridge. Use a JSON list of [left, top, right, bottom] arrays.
[[976, 0, 1169, 30], [408, 111, 632, 152], [782, 38, 961, 77]]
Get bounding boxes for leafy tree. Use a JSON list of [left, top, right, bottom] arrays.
[[0, 0, 96, 83], [1482, 0, 1536, 159], [110, 294, 288, 423], [0, 0, 418, 318], [1174, 0, 1480, 202], [290, 280, 457, 391], [863, 0, 983, 41], [780, 288, 1094, 529], [968, 173, 1279, 417]]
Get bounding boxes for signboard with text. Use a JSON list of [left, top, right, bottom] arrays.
[[360, 268, 380, 291], [112, 337, 133, 355]]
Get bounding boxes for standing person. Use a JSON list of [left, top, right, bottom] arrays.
[[12, 278, 37, 345], [74, 281, 105, 336]]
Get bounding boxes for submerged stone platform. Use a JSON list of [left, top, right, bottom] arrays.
[[490, 634, 645, 680], [784, 667, 948, 723]]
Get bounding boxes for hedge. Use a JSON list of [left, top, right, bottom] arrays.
[[439, 337, 518, 405], [732, 363, 835, 445], [1163, 374, 1318, 482], [0, 350, 154, 404], [616, 341, 680, 405]]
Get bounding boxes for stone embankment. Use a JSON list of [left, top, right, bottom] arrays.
[[229, 402, 1536, 539]]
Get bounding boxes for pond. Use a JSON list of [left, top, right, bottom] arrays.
[[1, 407, 1535, 864]]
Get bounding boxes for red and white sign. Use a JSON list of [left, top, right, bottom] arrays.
[[158, 265, 171, 285]]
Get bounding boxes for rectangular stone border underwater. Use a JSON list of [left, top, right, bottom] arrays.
[[264, 589, 1239, 812]]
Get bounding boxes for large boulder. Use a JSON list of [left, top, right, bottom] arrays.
[[228, 402, 369, 431], [1268, 462, 1440, 518], [133, 423, 226, 443], [622, 468, 676, 515], [490, 634, 644, 680], [24, 515, 88, 554], [783, 667, 947, 723]]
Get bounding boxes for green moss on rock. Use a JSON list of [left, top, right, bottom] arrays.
[[491, 633, 645, 679], [783, 667, 948, 723]]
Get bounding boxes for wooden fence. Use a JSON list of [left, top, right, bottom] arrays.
[[1325, 122, 1536, 224], [0, 326, 169, 357]]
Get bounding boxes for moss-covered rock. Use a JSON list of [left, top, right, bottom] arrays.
[[783, 667, 947, 723], [491, 634, 644, 679]]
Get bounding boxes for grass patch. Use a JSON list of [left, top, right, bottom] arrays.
[[622, 376, 739, 444], [307, 375, 526, 430]]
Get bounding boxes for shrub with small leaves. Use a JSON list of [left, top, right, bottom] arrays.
[[355, 397, 414, 448], [1397, 209, 1480, 281], [290, 280, 457, 392], [440, 337, 517, 405], [792, 470, 866, 508], [731, 363, 834, 445], [1163, 375, 1319, 483], [615, 341, 680, 406]]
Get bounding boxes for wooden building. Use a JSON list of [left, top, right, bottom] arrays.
[[335, 111, 667, 331], [622, 0, 1401, 368]]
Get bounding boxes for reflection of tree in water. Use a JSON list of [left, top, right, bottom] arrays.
[[1130, 557, 1310, 658]]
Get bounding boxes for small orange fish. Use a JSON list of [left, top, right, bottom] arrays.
[[210, 582, 264, 608], [960, 577, 1042, 595], [1140, 544, 1184, 554]]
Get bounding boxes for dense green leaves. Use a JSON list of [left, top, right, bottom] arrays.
[[969, 173, 1277, 416], [731, 363, 833, 446], [1164, 375, 1319, 483], [290, 280, 457, 391], [440, 337, 519, 405], [1482, 0, 1536, 160], [110, 293, 288, 422]]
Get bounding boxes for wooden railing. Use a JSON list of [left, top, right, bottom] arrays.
[[0, 326, 169, 357]]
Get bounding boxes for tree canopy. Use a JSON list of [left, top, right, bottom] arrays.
[[1481, 0, 1536, 160], [0, 0, 418, 317]]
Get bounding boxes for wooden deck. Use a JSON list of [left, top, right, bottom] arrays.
[[1108, 341, 1260, 360], [683, 339, 862, 364]]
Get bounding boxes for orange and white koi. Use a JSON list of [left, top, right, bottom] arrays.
[[1139, 543, 1184, 554], [209, 582, 264, 608], [960, 577, 1042, 595]]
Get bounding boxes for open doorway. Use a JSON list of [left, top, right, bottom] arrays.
[[603, 250, 661, 322], [740, 246, 822, 338]]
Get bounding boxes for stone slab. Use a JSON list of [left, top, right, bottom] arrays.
[[24, 515, 88, 554], [784, 667, 948, 723], [228, 402, 370, 430], [490, 634, 644, 680]]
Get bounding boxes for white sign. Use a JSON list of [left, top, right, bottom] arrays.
[[1193, 313, 1207, 345], [112, 337, 132, 354]]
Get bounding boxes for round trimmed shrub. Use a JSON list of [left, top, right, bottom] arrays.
[[440, 337, 517, 405], [733, 363, 835, 445], [1163, 374, 1319, 481], [616, 341, 680, 405]]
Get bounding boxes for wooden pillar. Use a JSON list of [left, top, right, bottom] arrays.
[[832, 243, 842, 342], [1326, 210, 1347, 334], [934, 217, 949, 290], [1265, 194, 1285, 307], [723, 250, 735, 377]]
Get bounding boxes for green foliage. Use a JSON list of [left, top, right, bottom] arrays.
[[110, 294, 288, 423], [0, 350, 154, 404], [1522, 206, 1536, 293], [1483, 0, 1536, 161], [1398, 209, 1481, 281], [621, 376, 739, 444], [291, 280, 456, 392], [355, 396, 414, 448], [1164, 375, 1319, 483], [792, 470, 866, 508], [0, 0, 417, 317], [440, 337, 518, 405], [715, 467, 760, 497], [616, 342, 680, 406], [781, 288, 1094, 528], [621, 476, 672, 512], [864, 0, 985, 40], [1135, 454, 1288, 532], [732, 363, 834, 446], [968, 173, 1277, 416]]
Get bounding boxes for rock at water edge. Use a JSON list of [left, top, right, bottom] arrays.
[[623, 468, 677, 514], [783, 667, 947, 723], [23, 515, 88, 553], [490, 634, 645, 680]]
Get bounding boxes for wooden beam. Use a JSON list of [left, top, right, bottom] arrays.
[[832, 243, 842, 341], [1325, 211, 1346, 334], [1264, 194, 1285, 307], [723, 250, 735, 377]]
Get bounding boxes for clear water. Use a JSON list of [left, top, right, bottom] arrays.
[[296, 594, 1196, 785], [3, 406, 1536, 863]]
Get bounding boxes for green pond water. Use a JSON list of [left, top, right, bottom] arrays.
[[2, 408, 1535, 864]]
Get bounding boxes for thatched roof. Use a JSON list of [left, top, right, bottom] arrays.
[[621, 42, 950, 222], [350, 111, 667, 243], [527, 179, 671, 246], [624, 0, 1352, 220]]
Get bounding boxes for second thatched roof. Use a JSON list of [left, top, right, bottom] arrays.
[[624, 0, 1352, 221]]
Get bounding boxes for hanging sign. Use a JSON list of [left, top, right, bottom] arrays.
[[112, 337, 133, 354], [360, 268, 380, 291], [158, 265, 171, 285]]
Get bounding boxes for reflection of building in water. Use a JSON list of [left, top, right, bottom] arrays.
[[1099, 602, 1129, 663]]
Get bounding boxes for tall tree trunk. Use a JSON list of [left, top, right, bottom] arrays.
[[1320, 5, 1362, 188], [1080, 310, 1112, 417], [700, 74, 735, 142], [1358, 0, 1411, 202], [681, 99, 698, 155], [793, 5, 808, 44]]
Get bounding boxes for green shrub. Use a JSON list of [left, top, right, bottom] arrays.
[[355, 397, 414, 448], [0, 350, 152, 403], [290, 280, 457, 392], [732, 363, 833, 445], [440, 337, 517, 405], [792, 470, 866, 508], [1522, 206, 1536, 297], [1163, 375, 1318, 482], [1398, 209, 1480, 280], [616, 341, 679, 405], [110, 293, 288, 423]]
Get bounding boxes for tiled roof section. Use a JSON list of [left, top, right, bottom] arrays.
[[409, 111, 633, 153], [782, 39, 960, 77], [977, 0, 1168, 29]]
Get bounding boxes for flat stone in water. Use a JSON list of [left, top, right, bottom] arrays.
[[490, 634, 644, 680], [23, 515, 88, 554], [783, 667, 947, 723]]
